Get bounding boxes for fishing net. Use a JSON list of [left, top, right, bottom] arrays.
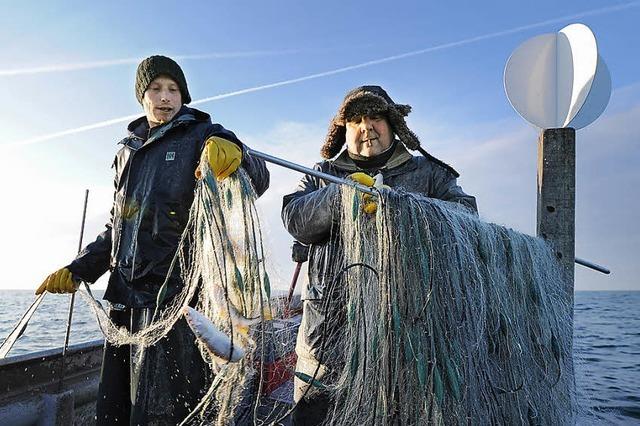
[[77, 166, 296, 425], [74, 165, 575, 425], [308, 186, 576, 425]]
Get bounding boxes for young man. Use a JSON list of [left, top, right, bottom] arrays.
[[36, 55, 270, 425], [281, 85, 476, 424]]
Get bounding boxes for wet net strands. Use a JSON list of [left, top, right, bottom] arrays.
[[78, 167, 282, 425], [322, 187, 575, 425], [75, 168, 574, 425]]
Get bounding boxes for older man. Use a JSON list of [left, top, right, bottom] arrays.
[[36, 55, 269, 425], [281, 85, 476, 424]]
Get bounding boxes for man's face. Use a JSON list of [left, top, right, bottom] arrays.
[[345, 114, 394, 157], [142, 76, 182, 128]]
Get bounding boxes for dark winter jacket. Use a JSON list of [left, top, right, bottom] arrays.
[[281, 142, 476, 360], [68, 106, 269, 307]]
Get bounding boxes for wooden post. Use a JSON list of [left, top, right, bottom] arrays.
[[536, 128, 575, 304]]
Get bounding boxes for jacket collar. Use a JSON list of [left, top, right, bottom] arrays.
[[120, 106, 211, 148], [331, 140, 414, 172]]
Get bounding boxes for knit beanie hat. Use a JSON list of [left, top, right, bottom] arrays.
[[135, 55, 191, 104], [321, 85, 421, 159]]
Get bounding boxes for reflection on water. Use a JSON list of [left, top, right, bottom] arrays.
[[574, 291, 640, 424]]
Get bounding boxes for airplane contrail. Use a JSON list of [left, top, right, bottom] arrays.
[[0, 49, 304, 77], [6, 1, 639, 149]]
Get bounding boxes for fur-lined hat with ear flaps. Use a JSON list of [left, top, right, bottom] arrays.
[[321, 85, 421, 159], [321, 85, 460, 177]]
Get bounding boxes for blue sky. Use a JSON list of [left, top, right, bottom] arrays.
[[0, 0, 638, 291]]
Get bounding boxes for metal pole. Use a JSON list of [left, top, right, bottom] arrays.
[[285, 262, 303, 317], [59, 189, 89, 390], [0, 293, 46, 358], [0, 190, 92, 360], [575, 257, 610, 274], [249, 146, 608, 274], [245, 148, 377, 196]]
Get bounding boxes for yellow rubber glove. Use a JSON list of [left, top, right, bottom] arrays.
[[196, 136, 243, 181], [347, 172, 375, 187], [35, 267, 77, 295], [362, 195, 378, 214], [347, 172, 381, 214]]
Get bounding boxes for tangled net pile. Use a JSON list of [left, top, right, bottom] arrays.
[[314, 186, 576, 425], [78, 168, 290, 425], [76, 166, 575, 425]]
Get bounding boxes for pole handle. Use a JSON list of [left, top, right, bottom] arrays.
[[575, 257, 610, 274], [246, 148, 377, 195]]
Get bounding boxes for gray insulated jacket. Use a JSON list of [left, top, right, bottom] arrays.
[[67, 106, 269, 308], [281, 142, 476, 360]]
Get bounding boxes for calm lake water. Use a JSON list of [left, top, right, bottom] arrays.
[[0, 290, 638, 424]]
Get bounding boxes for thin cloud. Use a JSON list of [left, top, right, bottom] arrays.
[[5, 0, 640, 149], [0, 49, 304, 77], [5, 114, 142, 148]]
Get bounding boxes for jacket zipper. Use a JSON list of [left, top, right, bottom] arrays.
[[118, 118, 190, 281], [113, 143, 138, 278]]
